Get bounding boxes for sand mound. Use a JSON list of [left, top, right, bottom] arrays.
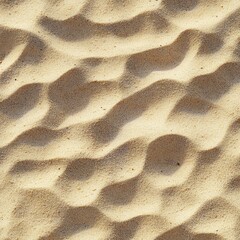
[[0, 0, 240, 239]]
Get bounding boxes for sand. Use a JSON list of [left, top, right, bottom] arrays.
[[0, 0, 240, 239]]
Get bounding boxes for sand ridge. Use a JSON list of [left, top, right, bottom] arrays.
[[0, 0, 240, 239]]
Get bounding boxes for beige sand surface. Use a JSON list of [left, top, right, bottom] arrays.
[[0, 0, 240, 239]]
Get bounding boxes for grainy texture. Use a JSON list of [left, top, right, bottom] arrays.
[[0, 0, 240, 239]]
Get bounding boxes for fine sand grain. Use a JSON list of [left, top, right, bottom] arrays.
[[1, 0, 240, 239]]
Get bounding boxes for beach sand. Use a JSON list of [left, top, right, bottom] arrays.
[[0, 0, 240, 239]]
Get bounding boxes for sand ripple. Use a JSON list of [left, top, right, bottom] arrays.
[[0, 0, 240, 239]]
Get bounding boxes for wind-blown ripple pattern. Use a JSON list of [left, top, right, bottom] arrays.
[[0, 0, 240, 239]]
